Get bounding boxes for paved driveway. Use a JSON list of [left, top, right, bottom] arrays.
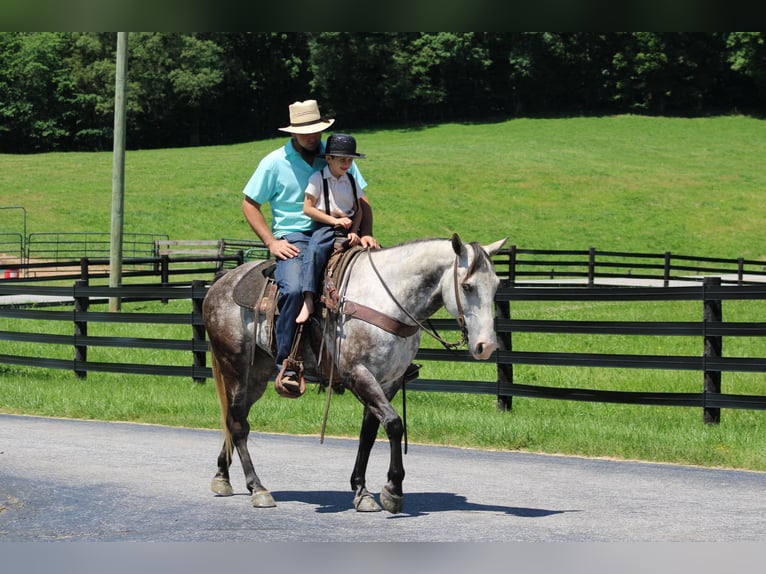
[[2, 413, 765, 546]]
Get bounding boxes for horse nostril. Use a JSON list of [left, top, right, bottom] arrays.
[[473, 340, 497, 360]]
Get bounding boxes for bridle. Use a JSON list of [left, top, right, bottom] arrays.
[[364, 247, 471, 350]]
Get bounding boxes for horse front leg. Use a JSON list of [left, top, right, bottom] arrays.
[[347, 367, 405, 514], [379, 408, 405, 514], [351, 406, 383, 512]]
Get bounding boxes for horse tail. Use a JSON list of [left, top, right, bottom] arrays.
[[210, 349, 233, 464]]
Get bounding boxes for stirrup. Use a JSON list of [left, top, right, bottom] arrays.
[[275, 360, 306, 398]]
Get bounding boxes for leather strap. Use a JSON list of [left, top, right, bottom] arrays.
[[342, 300, 419, 338]]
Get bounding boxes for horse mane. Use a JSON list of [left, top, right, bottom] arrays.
[[381, 237, 492, 281], [465, 242, 491, 280]]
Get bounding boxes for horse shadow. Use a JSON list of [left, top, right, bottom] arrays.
[[270, 489, 578, 518]]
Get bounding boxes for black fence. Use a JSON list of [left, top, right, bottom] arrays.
[[2, 244, 766, 423], [0, 234, 268, 282], [492, 278, 766, 420], [0, 281, 210, 380]]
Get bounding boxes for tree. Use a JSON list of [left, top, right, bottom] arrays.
[[726, 32, 766, 111], [65, 32, 120, 150], [1, 33, 764, 153], [212, 32, 312, 142], [167, 35, 224, 146], [0, 32, 75, 152], [308, 32, 407, 124], [404, 32, 492, 121]]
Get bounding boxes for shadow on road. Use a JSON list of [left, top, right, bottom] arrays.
[[271, 489, 579, 517]]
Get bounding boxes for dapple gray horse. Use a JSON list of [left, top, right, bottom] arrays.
[[203, 234, 507, 513]]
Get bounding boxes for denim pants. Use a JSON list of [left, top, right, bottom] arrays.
[[300, 224, 337, 297], [273, 231, 312, 369]]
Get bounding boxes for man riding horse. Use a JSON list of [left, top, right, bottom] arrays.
[[240, 100, 379, 395]]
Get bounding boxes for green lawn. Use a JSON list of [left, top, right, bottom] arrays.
[[3, 115, 766, 258]]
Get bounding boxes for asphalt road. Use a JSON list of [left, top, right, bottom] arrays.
[[2, 413, 766, 545]]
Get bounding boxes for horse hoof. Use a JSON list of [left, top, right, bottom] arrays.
[[211, 476, 234, 497], [252, 490, 277, 508], [380, 485, 403, 514], [354, 493, 382, 512]]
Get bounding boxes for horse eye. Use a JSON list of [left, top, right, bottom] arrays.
[[461, 282, 474, 294]]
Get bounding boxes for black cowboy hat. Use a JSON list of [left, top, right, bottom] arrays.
[[324, 133, 366, 158]]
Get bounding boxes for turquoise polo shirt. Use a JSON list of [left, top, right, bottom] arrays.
[[242, 139, 367, 238]]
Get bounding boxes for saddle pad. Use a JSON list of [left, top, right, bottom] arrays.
[[233, 260, 276, 309]]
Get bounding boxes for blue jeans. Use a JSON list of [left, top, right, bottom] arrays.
[[273, 231, 312, 369], [300, 224, 337, 297]]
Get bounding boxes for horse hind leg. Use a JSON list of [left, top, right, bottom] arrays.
[[210, 351, 235, 497], [210, 349, 275, 507], [211, 440, 234, 496], [231, 357, 277, 508], [228, 402, 276, 508]]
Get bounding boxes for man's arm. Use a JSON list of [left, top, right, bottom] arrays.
[[242, 197, 299, 259], [357, 196, 379, 248]]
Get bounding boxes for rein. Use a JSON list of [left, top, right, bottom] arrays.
[[364, 248, 469, 350]]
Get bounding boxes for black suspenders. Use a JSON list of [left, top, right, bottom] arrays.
[[322, 173, 358, 216]]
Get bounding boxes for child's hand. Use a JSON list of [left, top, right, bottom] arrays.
[[347, 232, 360, 246], [334, 216, 353, 229]]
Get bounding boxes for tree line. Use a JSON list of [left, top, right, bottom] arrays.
[[1, 32, 764, 153]]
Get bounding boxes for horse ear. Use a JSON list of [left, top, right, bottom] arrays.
[[483, 237, 508, 256], [450, 233, 465, 256]]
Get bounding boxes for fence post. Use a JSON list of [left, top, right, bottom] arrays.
[[496, 283, 513, 412], [73, 279, 89, 379], [79, 257, 89, 281], [588, 247, 596, 287], [160, 254, 170, 304], [664, 252, 671, 287], [508, 245, 516, 285], [703, 276, 722, 424], [191, 280, 207, 384]]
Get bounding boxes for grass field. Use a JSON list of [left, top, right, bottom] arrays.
[[2, 114, 766, 471], [2, 114, 766, 258]]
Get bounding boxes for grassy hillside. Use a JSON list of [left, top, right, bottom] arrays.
[[2, 114, 766, 260]]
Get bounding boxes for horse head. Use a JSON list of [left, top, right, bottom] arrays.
[[445, 233, 507, 360]]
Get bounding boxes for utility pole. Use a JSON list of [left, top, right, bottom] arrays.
[[109, 32, 128, 311]]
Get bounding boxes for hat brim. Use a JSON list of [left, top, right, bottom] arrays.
[[326, 152, 366, 159], [278, 118, 335, 134]]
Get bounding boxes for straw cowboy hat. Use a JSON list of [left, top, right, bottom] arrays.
[[278, 100, 335, 134]]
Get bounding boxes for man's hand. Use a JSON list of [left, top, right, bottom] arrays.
[[268, 238, 300, 260], [359, 235, 380, 250]]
